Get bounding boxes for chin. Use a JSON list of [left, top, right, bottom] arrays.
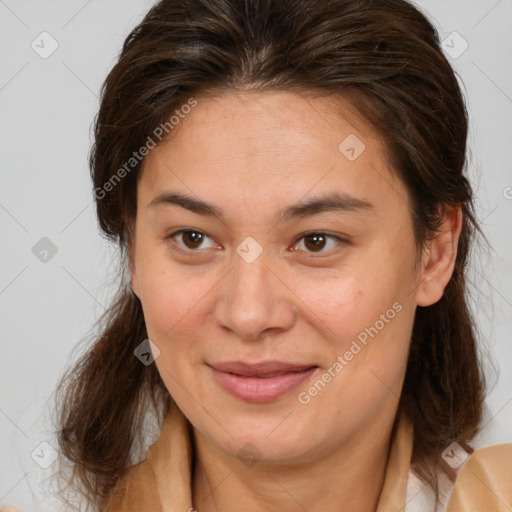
[[204, 410, 320, 461]]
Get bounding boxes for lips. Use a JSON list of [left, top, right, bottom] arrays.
[[208, 361, 318, 402]]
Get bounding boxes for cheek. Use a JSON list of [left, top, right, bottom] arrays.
[[301, 301, 413, 430], [138, 271, 179, 337], [140, 272, 206, 340], [291, 263, 403, 343], [291, 256, 415, 399]]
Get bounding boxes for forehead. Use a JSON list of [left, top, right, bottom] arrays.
[[137, 90, 410, 221]]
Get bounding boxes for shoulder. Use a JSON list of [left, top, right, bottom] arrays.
[[446, 442, 512, 511]]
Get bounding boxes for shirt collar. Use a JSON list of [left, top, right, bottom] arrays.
[[103, 404, 414, 511]]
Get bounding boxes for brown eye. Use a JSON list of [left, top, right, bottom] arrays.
[[180, 230, 205, 249], [294, 232, 346, 254], [165, 229, 218, 254], [304, 234, 328, 252]]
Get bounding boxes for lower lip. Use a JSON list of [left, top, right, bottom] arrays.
[[209, 366, 318, 402]]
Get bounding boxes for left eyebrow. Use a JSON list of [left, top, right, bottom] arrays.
[[279, 192, 374, 221]]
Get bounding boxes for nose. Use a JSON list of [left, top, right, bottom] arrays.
[[213, 249, 297, 341]]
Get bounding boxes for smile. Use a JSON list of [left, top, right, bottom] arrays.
[[208, 361, 318, 402]]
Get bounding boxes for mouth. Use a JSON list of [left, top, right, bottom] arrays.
[[207, 361, 319, 402]]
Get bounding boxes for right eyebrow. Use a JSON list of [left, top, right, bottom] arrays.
[[148, 192, 224, 218]]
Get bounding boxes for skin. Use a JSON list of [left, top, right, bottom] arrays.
[[130, 90, 461, 512]]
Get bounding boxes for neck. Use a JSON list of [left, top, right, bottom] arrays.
[[191, 410, 399, 512]]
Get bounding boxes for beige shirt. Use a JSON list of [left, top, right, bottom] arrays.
[[101, 405, 512, 511], [2, 406, 511, 511]]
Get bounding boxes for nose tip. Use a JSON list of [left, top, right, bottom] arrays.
[[213, 256, 296, 341]]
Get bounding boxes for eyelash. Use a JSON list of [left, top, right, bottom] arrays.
[[164, 229, 348, 257]]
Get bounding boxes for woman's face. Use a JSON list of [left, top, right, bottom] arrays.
[[131, 91, 443, 464]]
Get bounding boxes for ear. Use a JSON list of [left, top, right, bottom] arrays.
[[415, 205, 463, 307], [131, 265, 141, 299], [127, 240, 141, 299]]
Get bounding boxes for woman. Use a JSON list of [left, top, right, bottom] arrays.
[[2, 0, 511, 511]]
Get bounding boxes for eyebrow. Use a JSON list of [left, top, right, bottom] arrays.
[[148, 191, 374, 221]]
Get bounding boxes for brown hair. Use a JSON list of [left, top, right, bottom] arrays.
[[54, 0, 487, 507]]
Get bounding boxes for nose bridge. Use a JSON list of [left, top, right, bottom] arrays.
[[214, 246, 295, 340], [232, 249, 271, 301]]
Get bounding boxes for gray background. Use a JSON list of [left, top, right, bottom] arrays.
[[0, 0, 511, 510]]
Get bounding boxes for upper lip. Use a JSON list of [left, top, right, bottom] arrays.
[[208, 361, 317, 377]]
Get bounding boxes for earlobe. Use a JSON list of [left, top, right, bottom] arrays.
[[128, 244, 141, 299], [415, 206, 462, 307], [131, 270, 140, 299]]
